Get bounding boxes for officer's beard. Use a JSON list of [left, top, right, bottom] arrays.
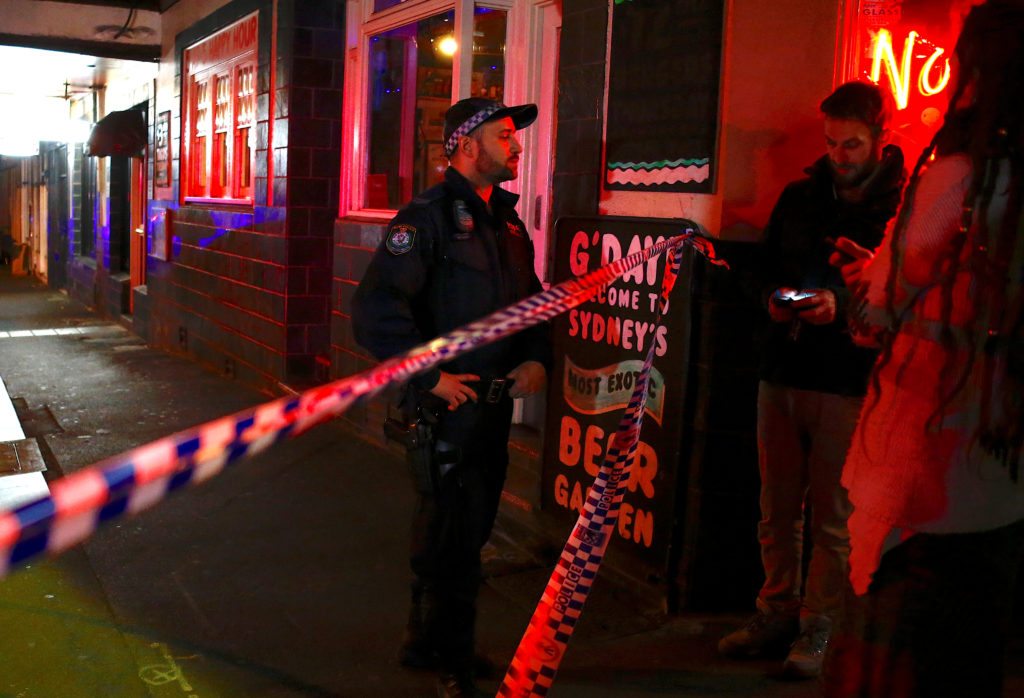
[[477, 148, 516, 184]]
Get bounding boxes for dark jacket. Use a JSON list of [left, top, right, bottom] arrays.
[[352, 168, 551, 390], [757, 144, 905, 396]]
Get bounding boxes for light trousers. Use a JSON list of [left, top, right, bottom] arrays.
[[756, 381, 861, 622]]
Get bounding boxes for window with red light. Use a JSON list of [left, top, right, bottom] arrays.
[[843, 0, 976, 166], [344, 3, 509, 214], [182, 13, 258, 204]]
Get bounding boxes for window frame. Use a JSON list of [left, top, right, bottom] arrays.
[[181, 13, 258, 207], [341, 0, 519, 220]]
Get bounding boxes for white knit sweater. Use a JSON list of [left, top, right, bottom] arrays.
[[842, 154, 1024, 594]]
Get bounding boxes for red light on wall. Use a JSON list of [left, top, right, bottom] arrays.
[[870, 28, 950, 109]]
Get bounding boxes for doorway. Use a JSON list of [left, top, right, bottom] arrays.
[[519, 0, 561, 287], [510, 0, 561, 428], [46, 144, 70, 290], [107, 102, 148, 315], [129, 155, 146, 309], [32, 161, 48, 282]]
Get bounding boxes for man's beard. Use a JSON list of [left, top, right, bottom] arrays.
[[831, 161, 875, 189], [477, 148, 515, 183]]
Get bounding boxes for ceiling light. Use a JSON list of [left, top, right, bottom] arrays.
[[438, 36, 458, 57]]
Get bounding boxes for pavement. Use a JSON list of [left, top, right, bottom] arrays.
[[0, 269, 1021, 698]]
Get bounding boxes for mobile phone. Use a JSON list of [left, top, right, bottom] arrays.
[[773, 289, 815, 304]]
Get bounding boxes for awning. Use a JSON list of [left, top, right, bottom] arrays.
[[87, 109, 146, 157]]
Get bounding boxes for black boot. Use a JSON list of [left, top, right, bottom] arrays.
[[436, 670, 480, 698], [399, 588, 437, 669]]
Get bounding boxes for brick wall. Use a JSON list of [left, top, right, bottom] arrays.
[[143, 0, 344, 392], [276, 0, 345, 383], [551, 0, 608, 222], [330, 220, 385, 437]]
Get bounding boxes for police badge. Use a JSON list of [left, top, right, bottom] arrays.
[[385, 224, 416, 255], [453, 200, 475, 236]]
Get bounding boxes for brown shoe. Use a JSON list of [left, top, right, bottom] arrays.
[[782, 618, 831, 678], [718, 611, 799, 659]]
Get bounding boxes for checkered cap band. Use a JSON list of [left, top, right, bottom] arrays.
[[444, 104, 504, 156]]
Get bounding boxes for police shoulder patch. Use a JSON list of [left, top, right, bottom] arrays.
[[385, 224, 416, 255]]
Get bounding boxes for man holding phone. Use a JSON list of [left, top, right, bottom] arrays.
[[717, 82, 905, 678]]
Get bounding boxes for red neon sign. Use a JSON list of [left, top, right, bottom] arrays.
[[869, 28, 951, 110]]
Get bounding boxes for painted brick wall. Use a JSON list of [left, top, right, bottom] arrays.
[[144, 0, 344, 392], [330, 220, 385, 437], [275, 0, 345, 383], [551, 0, 608, 222]]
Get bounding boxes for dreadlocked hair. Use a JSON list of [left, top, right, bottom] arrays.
[[867, 0, 1024, 478]]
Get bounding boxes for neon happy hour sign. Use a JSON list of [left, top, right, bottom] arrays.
[[870, 28, 951, 110]]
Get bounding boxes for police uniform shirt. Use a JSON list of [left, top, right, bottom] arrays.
[[352, 167, 551, 390]]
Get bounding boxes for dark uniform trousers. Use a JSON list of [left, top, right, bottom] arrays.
[[409, 393, 513, 671]]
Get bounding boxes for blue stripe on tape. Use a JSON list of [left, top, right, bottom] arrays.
[[10, 533, 49, 565], [99, 463, 136, 521], [235, 416, 254, 436], [168, 464, 195, 491], [176, 436, 201, 459], [11, 497, 56, 563], [275, 423, 295, 443], [227, 441, 249, 464], [14, 497, 56, 530]]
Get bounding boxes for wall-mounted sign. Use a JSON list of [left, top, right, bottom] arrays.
[[870, 29, 950, 110], [847, 0, 974, 166], [154, 110, 171, 189], [603, 1, 724, 193], [184, 12, 258, 74], [149, 205, 172, 261]]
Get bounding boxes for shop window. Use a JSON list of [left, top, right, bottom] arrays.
[[842, 0, 973, 166], [182, 13, 258, 205], [344, 1, 509, 215]]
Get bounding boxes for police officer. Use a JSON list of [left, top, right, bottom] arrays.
[[352, 97, 551, 698]]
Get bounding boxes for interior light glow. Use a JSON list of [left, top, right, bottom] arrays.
[[438, 36, 458, 57]]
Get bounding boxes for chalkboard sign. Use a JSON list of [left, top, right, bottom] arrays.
[[604, 0, 725, 193], [541, 216, 697, 578]]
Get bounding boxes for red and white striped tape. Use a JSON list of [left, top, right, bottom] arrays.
[[0, 227, 726, 698], [498, 239, 701, 697]]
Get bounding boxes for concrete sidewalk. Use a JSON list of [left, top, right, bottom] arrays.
[[0, 272, 1020, 697]]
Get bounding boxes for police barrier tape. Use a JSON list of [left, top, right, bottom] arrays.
[[497, 234, 727, 697], [0, 226, 723, 691]]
